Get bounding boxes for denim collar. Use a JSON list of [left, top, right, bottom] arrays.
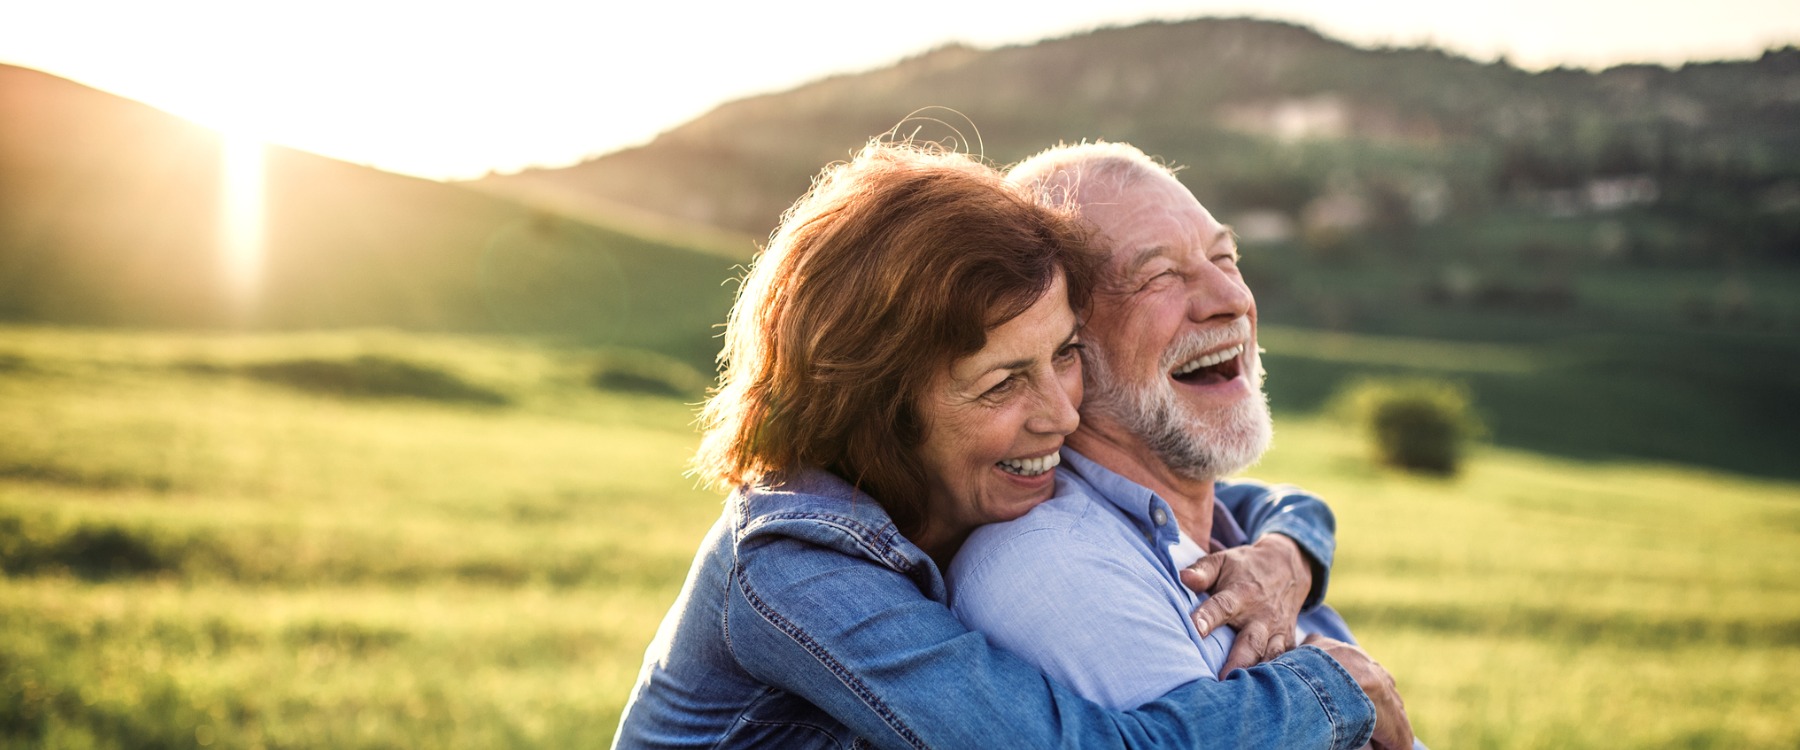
[[735, 467, 943, 598]]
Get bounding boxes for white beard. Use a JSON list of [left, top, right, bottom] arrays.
[[1083, 321, 1273, 481]]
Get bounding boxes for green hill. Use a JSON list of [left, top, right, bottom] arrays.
[[4, 21, 1798, 477], [477, 17, 1800, 263], [476, 18, 1800, 478], [0, 64, 737, 369]]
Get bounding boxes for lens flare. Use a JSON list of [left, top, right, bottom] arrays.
[[219, 133, 265, 320]]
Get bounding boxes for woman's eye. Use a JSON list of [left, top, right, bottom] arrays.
[[1055, 342, 1085, 363], [983, 376, 1020, 399]]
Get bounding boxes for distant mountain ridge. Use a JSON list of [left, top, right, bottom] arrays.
[[474, 16, 1800, 264]]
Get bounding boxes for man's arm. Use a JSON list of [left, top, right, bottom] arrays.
[[734, 532, 1377, 750]]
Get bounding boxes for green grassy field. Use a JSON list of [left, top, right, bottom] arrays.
[[2, 326, 1796, 749]]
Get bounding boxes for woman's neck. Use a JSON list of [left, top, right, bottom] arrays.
[[910, 522, 969, 571]]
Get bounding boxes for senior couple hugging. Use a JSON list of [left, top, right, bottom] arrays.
[[612, 139, 1423, 750]]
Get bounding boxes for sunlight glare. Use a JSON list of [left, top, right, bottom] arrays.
[[220, 133, 265, 319]]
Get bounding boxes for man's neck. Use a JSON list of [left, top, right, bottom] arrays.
[[1068, 421, 1217, 543]]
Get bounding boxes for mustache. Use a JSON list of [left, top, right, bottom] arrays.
[[1158, 317, 1253, 371]]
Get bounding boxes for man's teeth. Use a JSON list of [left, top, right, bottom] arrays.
[[1172, 344, 1244, 376], [998, 452, 1061, 477]]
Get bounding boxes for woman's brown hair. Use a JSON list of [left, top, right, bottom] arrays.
[[694, 141, 1098, 536]]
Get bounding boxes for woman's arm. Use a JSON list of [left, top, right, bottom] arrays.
[[729, 533, 1376, 750]]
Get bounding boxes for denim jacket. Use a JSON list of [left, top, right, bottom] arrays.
[[612, 468, 1375, 749]]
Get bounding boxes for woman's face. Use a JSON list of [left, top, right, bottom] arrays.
[[914, 273, 1084, 553]]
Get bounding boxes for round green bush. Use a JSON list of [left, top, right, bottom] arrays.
[[1334, 378, 1484, 476]]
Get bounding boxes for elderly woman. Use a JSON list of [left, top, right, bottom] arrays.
[[612, 143, 1357, 749]]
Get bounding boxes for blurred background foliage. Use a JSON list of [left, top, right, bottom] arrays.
[[2, 15, 1797, 749], [1331, 377, 1485, 476]]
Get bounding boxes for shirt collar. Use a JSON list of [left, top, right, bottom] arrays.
[[1061, 447, 1250, 548], [1061, 447, 1179, 541]]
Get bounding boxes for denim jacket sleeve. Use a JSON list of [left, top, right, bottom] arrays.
[[729, 531, 1375, 750], [1215, 479, 1338, 610]]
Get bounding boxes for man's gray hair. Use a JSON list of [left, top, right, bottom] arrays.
[[1005, 142, 1181, 210]]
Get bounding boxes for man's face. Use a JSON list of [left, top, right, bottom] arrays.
[[1075, 173, 1271, 480]]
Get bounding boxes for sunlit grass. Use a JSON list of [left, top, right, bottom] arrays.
[[2, 325, 1796, 748], [0, 326, 721, 749], [1258, 415, 1800, 748], [2, 578, 674, 748]]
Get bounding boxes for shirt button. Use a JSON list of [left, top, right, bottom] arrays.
[[1151, 508, 1168, 526]]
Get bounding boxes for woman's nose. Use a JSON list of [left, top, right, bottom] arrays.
[[1027, 378, 1081, 436]]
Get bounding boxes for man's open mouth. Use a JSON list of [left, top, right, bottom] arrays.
[[1171, 344, 1244, 385]]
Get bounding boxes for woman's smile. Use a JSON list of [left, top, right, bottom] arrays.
[[996, 450, 1061, 477]]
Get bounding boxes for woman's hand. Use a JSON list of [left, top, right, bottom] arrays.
[[1177, 533, 1310, 675], [1302, 634, 1415, 750]]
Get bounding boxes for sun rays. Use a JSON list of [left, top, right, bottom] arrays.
[[219, 132, 265, 320]]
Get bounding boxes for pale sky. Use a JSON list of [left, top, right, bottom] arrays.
[[3, 0, 1795, 180]]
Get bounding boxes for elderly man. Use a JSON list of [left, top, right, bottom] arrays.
[[949, 142, 1417, 749]]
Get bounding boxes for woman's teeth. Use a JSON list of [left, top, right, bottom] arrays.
[[1172, 344, 1244, 377], [998, 452, 1060, 477]]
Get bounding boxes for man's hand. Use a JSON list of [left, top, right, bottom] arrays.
[[1303, 634, 1414, 750], [1178, 533, 1310, 675]]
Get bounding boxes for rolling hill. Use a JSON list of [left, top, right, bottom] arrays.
[[0, 64, 737, 367], [3, 19, 1797, 478], [473, 17, 1800, 267], [473, 18, 1800, 478]]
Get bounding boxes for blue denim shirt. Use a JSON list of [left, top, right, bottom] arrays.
[[613, 467, 1375, 749], [949, 449, 1366, 712]]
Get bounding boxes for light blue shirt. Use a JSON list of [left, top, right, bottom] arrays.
[[948, 448, 1360, 711]]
